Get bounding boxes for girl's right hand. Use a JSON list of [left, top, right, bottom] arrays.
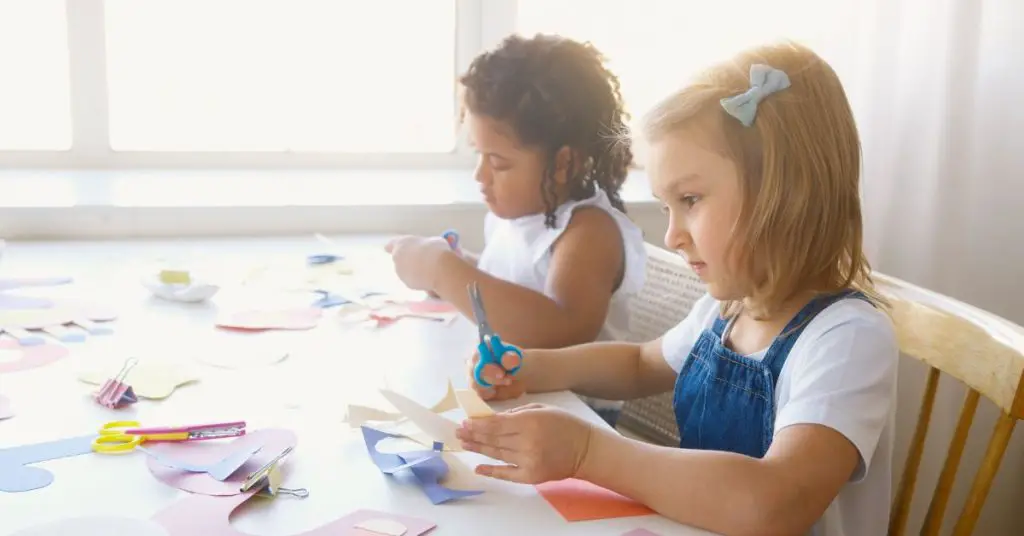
[[468, 351, 525, 401]]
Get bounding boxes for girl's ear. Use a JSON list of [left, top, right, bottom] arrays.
[[553, 146, 580, 185]]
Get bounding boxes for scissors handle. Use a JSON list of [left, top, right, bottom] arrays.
[[91, 420, 144, 454], [473, 334, 524, 388]]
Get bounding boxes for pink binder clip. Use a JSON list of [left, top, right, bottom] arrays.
[[95, 357, 139, 409]]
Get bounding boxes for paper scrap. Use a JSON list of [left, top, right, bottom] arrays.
[[146, 429, 297, 496], [536, 478, 655, 522], [353, 518, 407, 536], [216, 307, 322, 331], [344, 381, 458, 427], [361, 426, 482, 504], [455, 389, 495, 418], [159, 269, 191, 284], [143, 442, 264, 481], [378, 388, 461, 452], [0, 340, 69, 374], [10, 515, 169, 536], [143, 274, 219, 303], [78, 358, 198, 399], [0, 435, 96, 493]]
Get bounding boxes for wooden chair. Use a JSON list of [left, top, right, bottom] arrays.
[[878, 273, 1024, 536], [617, 244, 1024, 535], [616, 243, 704, 446]]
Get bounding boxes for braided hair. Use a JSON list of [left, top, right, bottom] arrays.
[[459, 33, 633, 228]]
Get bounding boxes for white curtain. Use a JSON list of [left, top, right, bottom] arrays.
[[819, 1, 1024, 533]]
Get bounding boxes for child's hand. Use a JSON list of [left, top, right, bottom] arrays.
[[467, 351, 524, 401], [456, 404, 594, 484], [384, 235, 454, 292]]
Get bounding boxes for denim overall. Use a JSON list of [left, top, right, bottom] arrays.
[[672, 291, 865, 458]]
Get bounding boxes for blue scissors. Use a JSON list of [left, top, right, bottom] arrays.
[[441, 230, 461, 254], [468, 282, 523, 387]]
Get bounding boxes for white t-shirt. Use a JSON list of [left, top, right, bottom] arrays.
[[477, 188, 647, 343], [661, 293, 899, 536]]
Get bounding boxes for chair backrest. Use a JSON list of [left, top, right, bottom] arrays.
[[876, 273, 1024, 536], [617, 243, 706, 445]]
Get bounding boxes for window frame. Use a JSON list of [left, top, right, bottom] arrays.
[[0, 0, 521, 170]]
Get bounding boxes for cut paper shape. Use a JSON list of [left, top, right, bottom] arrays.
[[151, 489, 437, 536], [0, 435, 96, 493], [143, 442, 263, 481], [216, 307, 322, 331], [344, 381, 458, 427], [0, 339, 69, 373], [196, 348, 290, 370], [378, 388, 461, 451], [0, 394, 13, 420], [11, 515, 170, 536], [362, 426, 482, 504], [622, 529, 662, 536], [354, 518, 408, 536], [146, 428, 297, 496], [0, 276, 72, 310], [78, 357, 198, 399], [0, 303, 117, 346], [455, 388, 495, 418], [536, 478, 655, 522]]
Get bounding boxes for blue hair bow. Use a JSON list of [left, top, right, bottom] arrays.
[[720, 64, 791, 127]]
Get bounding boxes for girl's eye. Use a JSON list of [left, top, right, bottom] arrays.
[[681, 195, 701, 208]]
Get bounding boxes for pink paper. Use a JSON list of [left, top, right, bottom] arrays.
[[405, 300, 457, 314], [146, 429, 297, 496], [151, 492, 437, 536], [10, 515, 169, 536], [0, 395, 13, 420], [216, 308, 321, 331], [0, 340, 69, 373]]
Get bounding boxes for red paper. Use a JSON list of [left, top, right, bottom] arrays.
[[536, 478, 655, 522]]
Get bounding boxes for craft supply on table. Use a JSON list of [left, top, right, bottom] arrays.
[[93, 357, 139, 409], [239, 445, 308, 498], [79, 356, 199, 400], [0, 339, 69, 374], [0, 304, 117, 346], [143, 268, 220, 303], [469, 281, 524, 387], [91, 420, 247, 454], [0, 276, 73, 310], [535, 478, 655, 522], [0, 435, 96, 493], [362, 426, 482, 504]]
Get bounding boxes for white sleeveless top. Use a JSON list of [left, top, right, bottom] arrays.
[[477, 189, 647, 343]]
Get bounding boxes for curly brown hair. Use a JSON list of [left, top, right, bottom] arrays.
[[459, 33, 633, 228]]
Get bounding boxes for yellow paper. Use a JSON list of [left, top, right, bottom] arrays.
[[158, 269, 191, 284], [343, 380, 458, 426], [78, 359, 198, 399], [0, 309, 75, 328], [455, 388, 495, 418]]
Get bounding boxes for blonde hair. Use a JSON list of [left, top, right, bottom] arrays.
[[641, 41, 886, 318]]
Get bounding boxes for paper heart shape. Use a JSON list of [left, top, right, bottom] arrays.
[[146, 428, 297, 496], [0, 340, 69, 374], [78, 358, 198, 399], [11, 515, 170, 536]]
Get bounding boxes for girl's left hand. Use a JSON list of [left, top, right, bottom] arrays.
[[384, 235, 453, 291], [456, 404, 594, 484]]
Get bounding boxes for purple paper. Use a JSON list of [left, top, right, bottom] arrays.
[[0, 435, 95, 492], [141, 442, 263, 481], [361, 425, 482, 504]]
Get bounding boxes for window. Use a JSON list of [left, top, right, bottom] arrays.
[[516, 0, 851, 125], [0, 0, 71, 150], [0, 0, 852, 168], [104, 0, 457, 153]]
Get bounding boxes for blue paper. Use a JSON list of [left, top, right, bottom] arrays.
[[140, 442, 263, 481], [360, 426, 482, 504], [0, 435, 95, 493]]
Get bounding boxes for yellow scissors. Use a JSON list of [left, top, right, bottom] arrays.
[[91, 420, 247, 454]]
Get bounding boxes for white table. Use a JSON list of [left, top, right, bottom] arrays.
[[0, 236, 709, 536]]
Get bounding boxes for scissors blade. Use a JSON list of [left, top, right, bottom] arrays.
[[468, 283, 490, 339]]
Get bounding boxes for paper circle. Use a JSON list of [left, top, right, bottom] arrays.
[[146, 428, 297, 496], [11, 516, 169, 536], [0, 340, 69, 374]]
